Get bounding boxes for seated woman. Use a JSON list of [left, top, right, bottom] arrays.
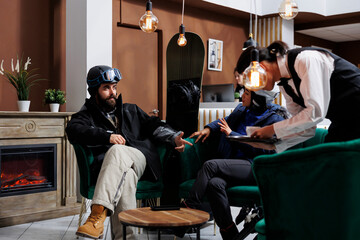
[[181, 88, 288, 240]]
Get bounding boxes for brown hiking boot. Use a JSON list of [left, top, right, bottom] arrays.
[[76, 204, 108, 239]]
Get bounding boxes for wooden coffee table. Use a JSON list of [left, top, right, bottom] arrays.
[[118, 207, 210, 240]]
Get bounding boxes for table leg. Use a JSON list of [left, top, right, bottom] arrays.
[[158, 229, 161, 240], [196, 227, 200, 240], [123, 225, 127, 240]]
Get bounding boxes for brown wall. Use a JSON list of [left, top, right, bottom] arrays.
[[295, 32, 360, 66], [0, 0, 248, 115], [294, 32, 337, 51], [0, 0, 66, 112], [335, 40, 360, 67], [114, 0, 248, 118]]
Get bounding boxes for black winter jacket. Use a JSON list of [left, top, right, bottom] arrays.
[[66, 95, 180, 181]]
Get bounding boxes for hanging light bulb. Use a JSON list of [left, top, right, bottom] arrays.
[[177, 24, 187, 47], [139, 0, 158, 33], [177, 0, 187, 47], [243, 49, 267, 90], [278, 0, 299, 20]]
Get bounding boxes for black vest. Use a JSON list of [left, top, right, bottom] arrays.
[[283, 47, 360, 142]]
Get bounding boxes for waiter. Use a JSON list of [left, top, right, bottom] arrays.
[[236, 41, 360, 152]]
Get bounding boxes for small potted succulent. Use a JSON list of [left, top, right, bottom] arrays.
[[44, 89, 66, 112]]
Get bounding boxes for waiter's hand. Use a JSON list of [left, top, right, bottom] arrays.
[[110, 134, 126, 145], [251, 125, 275, 139], [174, 132, 193, 152]]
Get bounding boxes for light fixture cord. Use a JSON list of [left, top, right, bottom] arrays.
[[249, 0, 252, 36], [181, 0, 185, 24], [254, 0, 258, 42]]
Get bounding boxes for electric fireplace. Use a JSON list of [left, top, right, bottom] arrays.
[[0, 112, 79, 227], [0, 144, 56, 197]]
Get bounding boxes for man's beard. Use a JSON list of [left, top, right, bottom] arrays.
[[98, 95, 117, 112]]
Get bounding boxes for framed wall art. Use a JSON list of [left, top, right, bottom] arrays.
[[208, 38, 223, 71]]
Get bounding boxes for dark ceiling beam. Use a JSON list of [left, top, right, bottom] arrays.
[[295, 13, 360, 31]]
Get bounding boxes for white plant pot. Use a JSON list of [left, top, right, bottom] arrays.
[[17, 100, 31, 112], [50, 103, 60, 112]]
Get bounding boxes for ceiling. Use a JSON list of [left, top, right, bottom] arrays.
[[294, 12, 360, 42], [169, 0, 360, 43], [297, 23, 360, 42]]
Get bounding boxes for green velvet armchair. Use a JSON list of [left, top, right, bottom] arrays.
[[72, 143, 170, 226], [253, 133, 360, 240], [179, 128, 330, 239], [178, 135, 262, 236]]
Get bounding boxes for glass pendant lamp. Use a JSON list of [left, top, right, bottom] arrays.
[[139, 0, 158, 33], [279, 0, 299, 20], [243, 49, 267, 90]]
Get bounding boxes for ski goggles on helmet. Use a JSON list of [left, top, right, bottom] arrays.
[[87, 68, 122, 88]]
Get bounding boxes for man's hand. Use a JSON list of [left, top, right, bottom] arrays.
[[189, 128, 211, 143], [250, 125, 275, 139], [218, 118, 232, 136], [110, 134, 126, 145], [174, 132, 193, 152]]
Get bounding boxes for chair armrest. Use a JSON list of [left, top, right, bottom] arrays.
[[253, 138, 360, 167], [72, 144, 95, 196]]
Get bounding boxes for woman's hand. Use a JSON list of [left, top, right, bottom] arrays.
[[218, 118, 232, 136], [189, 128, 211, 143], [250, 125, 275, 139]]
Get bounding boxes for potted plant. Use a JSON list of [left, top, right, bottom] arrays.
[[0, 55, 45, 112], [44, 89, 66, 112]]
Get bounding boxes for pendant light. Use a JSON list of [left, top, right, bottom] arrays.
[[243, 33, 257, 50], [139, 0, 158, 33], [243, 0, 258, 50], [243, 49, 267, 90], [278, 0, 299, 20], [177, 0, 187, 47]]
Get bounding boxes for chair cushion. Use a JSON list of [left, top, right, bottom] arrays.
[[179, 180, 261, 207], [136, 180, 163, 200], [179, 179, 195, 199], [227, 186, 261, 206]]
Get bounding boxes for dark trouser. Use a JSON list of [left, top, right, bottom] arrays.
[[187, 159, 256, 229]]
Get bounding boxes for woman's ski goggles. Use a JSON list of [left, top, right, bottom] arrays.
[[87, 68, 122, 88]]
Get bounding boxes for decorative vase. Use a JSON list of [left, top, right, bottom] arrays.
[[50, 103, 60, 112], [17, 100, 31, 112]]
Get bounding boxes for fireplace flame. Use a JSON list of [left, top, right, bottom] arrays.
[[1, 171, 47, 188]]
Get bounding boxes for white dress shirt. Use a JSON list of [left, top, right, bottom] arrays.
[[273, 50, 334, 152]]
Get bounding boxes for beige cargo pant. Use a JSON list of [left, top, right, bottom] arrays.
[[92, 145, 146, 240]]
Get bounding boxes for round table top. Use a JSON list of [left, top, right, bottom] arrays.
[[118, 207, 210, 227]]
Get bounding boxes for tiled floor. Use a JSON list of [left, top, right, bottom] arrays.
[[0, 207, 256, 240]]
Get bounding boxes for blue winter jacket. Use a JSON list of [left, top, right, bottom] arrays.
[[206, 103, 286, 161]]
